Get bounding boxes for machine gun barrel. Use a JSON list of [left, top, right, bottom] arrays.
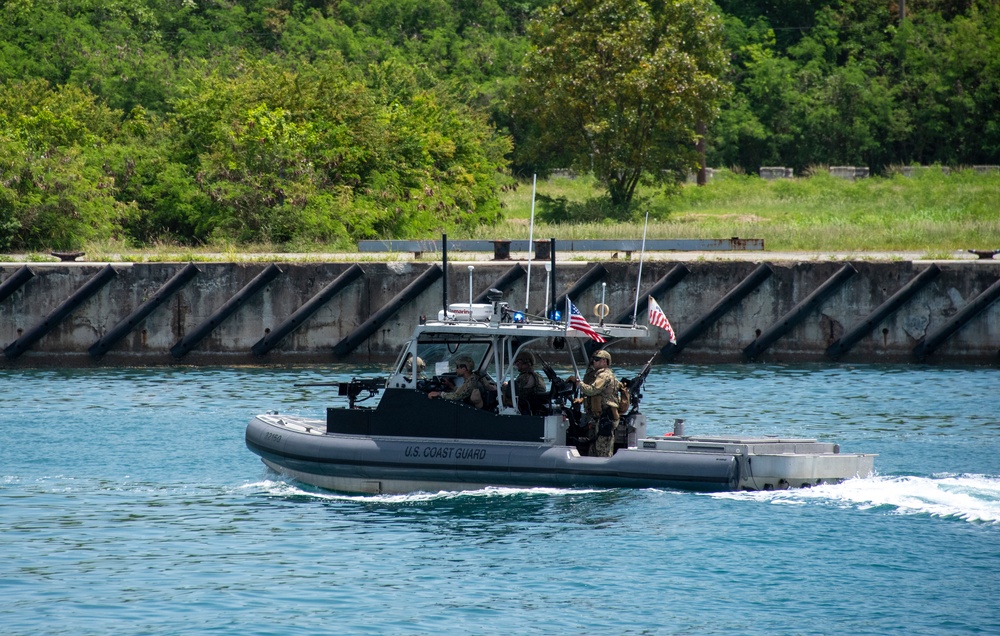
[[536, 354, 575, 402], [622, 354, 657, 413]]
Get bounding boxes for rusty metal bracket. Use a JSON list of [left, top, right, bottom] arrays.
[[252, 264, 364, 356], [744, 263, 857, 360], [913, 274, 1000, 360], [0, 265, 34, 305], [587, 264, 691, 357], [170, 263, 282, 358], [4, 265, 118, 360], [553, 263, 608, 315], [332, 264, 443, 358], [89, 263, 201, 359], [661, 263, 773, 361], [473, 264, 526, 303], [827, 264, 941, 359], [610, 264, 690, 326]]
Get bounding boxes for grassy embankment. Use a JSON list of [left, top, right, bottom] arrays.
[[9, 167, 997, 262], [477, 168, 1000, 258]]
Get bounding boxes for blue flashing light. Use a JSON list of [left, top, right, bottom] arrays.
[[512, 311, 525, 323], [548, 310, 562, 321]]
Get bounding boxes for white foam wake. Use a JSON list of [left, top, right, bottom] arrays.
[[713, 474, 1000, 524], [242, 479, 599, 502]]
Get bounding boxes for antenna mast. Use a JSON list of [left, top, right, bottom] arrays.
[[631, 210, 649, 325], [524, 174, 537, 312]]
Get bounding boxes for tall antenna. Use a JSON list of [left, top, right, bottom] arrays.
[[442, 233, 448, 317], [631, 209, 649, 326], [467, 265, 474, 310], [524, 173, 537, 312]]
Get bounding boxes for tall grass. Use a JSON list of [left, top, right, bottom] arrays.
[[59, 168, 997, 260], [481, 168, 1000, 252]]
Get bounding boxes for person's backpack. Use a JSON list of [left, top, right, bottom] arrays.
[[617, 380, 631, 414]]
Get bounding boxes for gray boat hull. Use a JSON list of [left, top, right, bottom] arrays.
[[246, 414, 874, 494]]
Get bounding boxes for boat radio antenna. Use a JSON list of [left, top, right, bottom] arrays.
[[549, 238, 557, 320], [631, 209, 649, 326], [468, 265, 474, 311], [442, 233, 448, 317], [524, 173, 537, 312]]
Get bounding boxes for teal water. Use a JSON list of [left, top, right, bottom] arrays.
[[1, 364, 998, 635]]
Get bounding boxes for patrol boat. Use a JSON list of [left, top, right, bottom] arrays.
[[245, 291, 876, 495]]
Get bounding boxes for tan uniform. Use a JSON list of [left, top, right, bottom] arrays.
[[515, 370, 547, 398], [578, 367, 620, 457], [441, 372, 484, 408]]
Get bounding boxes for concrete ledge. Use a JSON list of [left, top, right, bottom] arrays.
[[359, 238, 764, 256]]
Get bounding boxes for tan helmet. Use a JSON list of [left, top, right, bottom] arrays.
[[455, 355, 475, 370], [592, 349, 612, 363], [515, 351, 534, 365], [416, 356, 426, 371]]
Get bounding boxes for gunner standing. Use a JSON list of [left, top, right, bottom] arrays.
[[573, 349, 620, 457]]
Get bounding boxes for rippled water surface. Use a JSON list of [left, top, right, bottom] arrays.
[[2, 364, 998, 635]]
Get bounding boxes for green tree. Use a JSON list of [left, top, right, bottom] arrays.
[[166, 56, 511, 245], [518, 0, 728, 206], [0, 79, 133, 250]]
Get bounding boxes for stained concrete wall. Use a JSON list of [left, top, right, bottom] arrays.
[[1, 260, 998, 368]]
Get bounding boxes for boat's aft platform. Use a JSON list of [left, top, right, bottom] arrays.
[[638, 436, 875, 491], [246, 414, 874, 494]]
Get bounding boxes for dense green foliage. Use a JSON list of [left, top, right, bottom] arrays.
[[0, 0, 996, 251], [712, 0, 1000, 172], [0, 0, 519, 250]]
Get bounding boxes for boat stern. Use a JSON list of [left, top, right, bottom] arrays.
[[638, 436, 876, 491]]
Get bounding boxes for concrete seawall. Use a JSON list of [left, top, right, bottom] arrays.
[[1, 260, 998, 367]]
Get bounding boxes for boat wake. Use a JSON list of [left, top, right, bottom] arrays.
[[245, 474, 1000, 524], [711, 474, 1000, 524], [244, 479, 601, 503]]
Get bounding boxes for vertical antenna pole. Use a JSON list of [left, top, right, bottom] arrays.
[[549, 238, 557, 320], [525, 173, 537, 312], [631, 209, 649, 326], [442, 233, 448, 316], [468, 265, 474, 311], [543, 262, 552, 318], [600, 282, 607, 326]]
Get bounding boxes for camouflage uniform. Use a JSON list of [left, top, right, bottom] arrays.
[[441, 372, 485, 408], [577, 366, 619, 457], [514, 369, 547, 400]]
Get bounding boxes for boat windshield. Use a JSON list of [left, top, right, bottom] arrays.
[[415, 340, 493, 377]]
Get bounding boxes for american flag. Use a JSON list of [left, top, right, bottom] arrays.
[[566, 298, 605, 343], [648, 296, 677, 344]]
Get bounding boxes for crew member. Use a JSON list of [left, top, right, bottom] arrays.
[[403, 354, 426, 379], [428, 356, 488, 409], [503, 351, 547, 413], [573, 349, 619, 457]]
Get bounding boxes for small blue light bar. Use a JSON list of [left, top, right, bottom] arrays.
[[512, 311, 525, 323]]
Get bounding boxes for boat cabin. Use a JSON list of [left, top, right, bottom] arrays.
[[327, 292, 650, 448]]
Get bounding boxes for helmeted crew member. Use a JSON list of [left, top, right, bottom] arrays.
[[573, 349, 619, 457], [503, 351, 547, 413], [403, 354, 426, 379], [428, 355, 486, 409]]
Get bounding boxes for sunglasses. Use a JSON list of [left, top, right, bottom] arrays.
[[456, 364, 468, 370], [590, 357, 603, 362]]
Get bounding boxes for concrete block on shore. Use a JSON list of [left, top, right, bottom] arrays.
[[830, 166, 870, 180], [760, 167, 794, 180]]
